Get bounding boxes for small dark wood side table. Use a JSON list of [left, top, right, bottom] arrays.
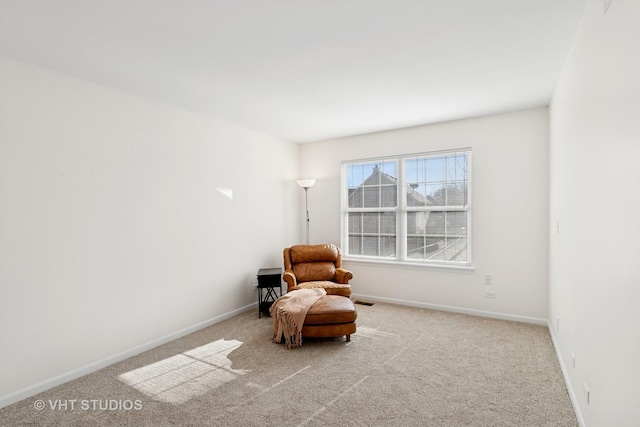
[[257, 268, 282, 318]]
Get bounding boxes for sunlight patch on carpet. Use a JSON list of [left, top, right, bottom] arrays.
[[118, 339, 247, 404]]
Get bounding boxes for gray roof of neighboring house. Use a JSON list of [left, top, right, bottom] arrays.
[[349, 165, 431, 207]]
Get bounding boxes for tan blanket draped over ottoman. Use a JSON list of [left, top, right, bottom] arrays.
[[269, 288, 326, 349]]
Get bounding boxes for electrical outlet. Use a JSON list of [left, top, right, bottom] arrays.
[[484, 290, 496, 299], [484, 275, 493, 286], [556, 315, 560, 332]]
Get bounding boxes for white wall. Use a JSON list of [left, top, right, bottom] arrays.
[[300, 108, 550, 322], [549, 1, 640, 425], [0, 56, 299, 404]]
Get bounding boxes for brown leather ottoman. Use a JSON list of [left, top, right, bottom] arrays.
[[302, 295, 357, 341]]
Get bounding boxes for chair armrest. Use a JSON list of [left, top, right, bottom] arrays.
[[334, 268, 353, 284], [283, 270, 297, 292]]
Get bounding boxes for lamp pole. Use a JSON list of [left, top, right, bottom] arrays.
[[303, 186, 310, 244], [296, 179, 316, 245]]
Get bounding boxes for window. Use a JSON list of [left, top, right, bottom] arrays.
[[341, 149, 471, 267]]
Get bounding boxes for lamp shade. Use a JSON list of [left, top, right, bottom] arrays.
[[296, 178, 316, 189]]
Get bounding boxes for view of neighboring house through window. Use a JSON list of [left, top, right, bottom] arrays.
[[341, 148, 471, 266]]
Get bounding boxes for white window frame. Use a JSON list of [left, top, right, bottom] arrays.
[[340, 148, 472, 269]]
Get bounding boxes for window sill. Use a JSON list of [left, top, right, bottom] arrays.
[[342, 257, 475, 272]]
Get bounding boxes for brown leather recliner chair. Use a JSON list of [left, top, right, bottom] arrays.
[[283, 244, 352, 297]]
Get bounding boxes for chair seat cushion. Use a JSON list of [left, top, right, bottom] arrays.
[[304, 295, 357, 324], [297, 281, 351, 297]]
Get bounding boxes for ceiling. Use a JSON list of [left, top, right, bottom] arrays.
[[0, 0, 588, 143]]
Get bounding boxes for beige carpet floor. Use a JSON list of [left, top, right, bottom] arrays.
[[0, 302, 577, 426]]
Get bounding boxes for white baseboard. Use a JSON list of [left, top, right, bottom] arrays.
[[548, 327, 586, 427], [350, 293, 548, 325], [0, 303, 255, 410]]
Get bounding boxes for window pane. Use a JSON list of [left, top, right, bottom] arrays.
[[348, 188, 363, 208], [407, 183, 428, 207], [346, 212, 396, 257], [444, 237, 468, 263], [426, 183, 445, 205], [407, 212, 417, 234], [380, 161, 397, 178], [349, 235, 362, 255], [447, 153, 468, 182], [406, 158, 419, 183], [363, 212, 379, 233], [381, 185, 397, 207], [407, 211, 428, 234], [408, 212, 468, 263], [407, 236, 444, 260], [348, 213, 362, 233], [405, 153, 469, 208], [363, 236, 378, 256], [357, 236, 396, 257], [446, 211, 468, 236], [346, 161, 398, 208], [362, 186, 379, 208], [426, 156, 445, 182], [381, 236, 396, 257], [407, 236, 424, 259], [446, 184, 467, 207], [425, 211, 445, 236], [380, 213, 396, 233]]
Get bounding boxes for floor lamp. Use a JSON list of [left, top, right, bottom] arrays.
[[296, 178, 316, 244]]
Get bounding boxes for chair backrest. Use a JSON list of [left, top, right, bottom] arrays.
[[284, 244, 342, 283]]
